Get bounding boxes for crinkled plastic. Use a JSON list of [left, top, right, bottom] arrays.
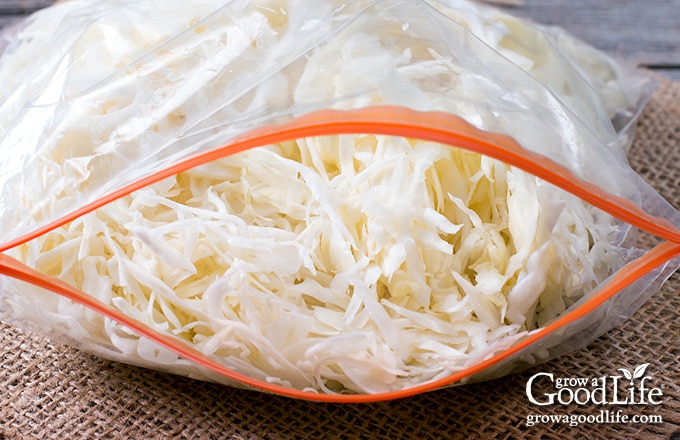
[[1, 0, 679, 402]]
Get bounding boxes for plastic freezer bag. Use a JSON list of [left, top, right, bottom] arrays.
[[1, 0, 679, 402]]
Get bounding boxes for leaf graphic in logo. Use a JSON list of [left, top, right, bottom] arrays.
[[633, 363, 650, 380], [618, 368, 633, 380]]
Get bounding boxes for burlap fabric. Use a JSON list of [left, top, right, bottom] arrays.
[[1, 80, 679, 440]]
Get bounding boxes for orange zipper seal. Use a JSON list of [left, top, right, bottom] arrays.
[[1, 105, 679, 402]]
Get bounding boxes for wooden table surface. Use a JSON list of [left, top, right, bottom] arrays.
[[0, 0, 678, 80], [496, 0, 680, 81]]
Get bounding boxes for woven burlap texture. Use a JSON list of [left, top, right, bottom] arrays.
[[1, 80, 680, 440]]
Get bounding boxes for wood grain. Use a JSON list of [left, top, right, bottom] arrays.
[[497, 0, 680, 80], [0, 0, 52, 13]]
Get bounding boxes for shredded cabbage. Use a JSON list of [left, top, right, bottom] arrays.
[[15, 134, 624, 393], [0, 0, 639, 393]]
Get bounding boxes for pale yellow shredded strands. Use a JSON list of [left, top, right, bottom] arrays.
[[2, 0, 638, 394], [18, 138, 620, 393]]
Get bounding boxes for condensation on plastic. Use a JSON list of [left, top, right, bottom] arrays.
[[1, 0, 679, 402]]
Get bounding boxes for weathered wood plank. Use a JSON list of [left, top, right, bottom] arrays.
[[497, 0, 680, 79], [0, 15, 21, 28], [650, 68, 680, 81], [0, 0, 53, 14]]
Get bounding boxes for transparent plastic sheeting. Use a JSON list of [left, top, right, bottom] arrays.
[[1, 0, 679, 402]]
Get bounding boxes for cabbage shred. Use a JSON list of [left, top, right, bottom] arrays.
[[1, 0, 635, 394], [17, 135, 620, 393]]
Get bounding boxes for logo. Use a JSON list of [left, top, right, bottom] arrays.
[[526, 363, 664, 406]]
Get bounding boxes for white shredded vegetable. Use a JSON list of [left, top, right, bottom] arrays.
[[0, 0, 641, 394], [16, 134, 624, 393]]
